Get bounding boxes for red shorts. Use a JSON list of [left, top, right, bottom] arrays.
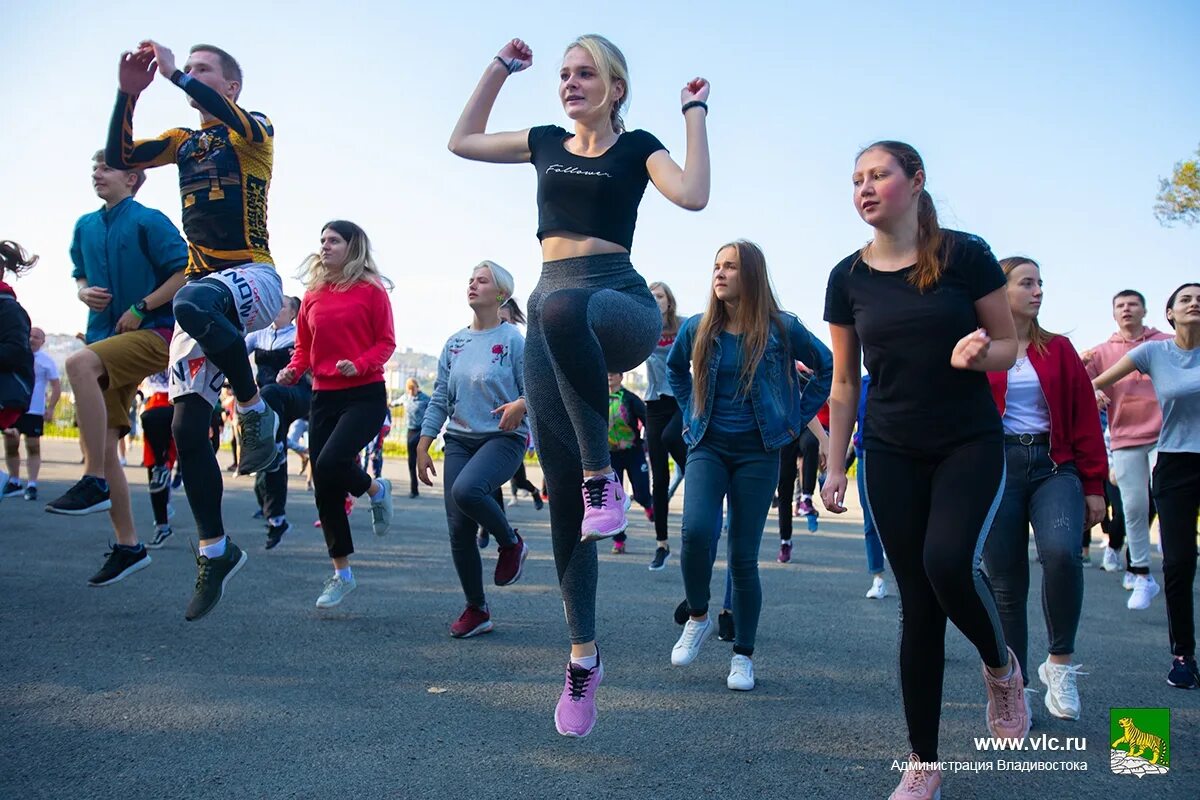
[[0, 408, 23, 430]]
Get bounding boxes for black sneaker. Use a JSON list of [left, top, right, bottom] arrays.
[[1167, 656, 1199, 689], [265, 521, 290, 550], [648, 546, 670, 572], [674, 598, 689, 626], [717, 611, 736, 642], [236, 404, 280, 475], [252, 509, 265, 520], [2, 480, 23, 498], [477, 528, 490, 549], [533, 493, 544, 511], [408, 489, 419, 499], [46, 476, 112, 515], [171, 468, 184, 490], [185, 539, 248, 621], [88, 544, 151, 586], [148, 465, 170, 494], [147, 525, 173, 550], [23, 485, 37, 501]]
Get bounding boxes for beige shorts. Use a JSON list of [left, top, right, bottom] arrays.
[[88, 329, 170, 433]]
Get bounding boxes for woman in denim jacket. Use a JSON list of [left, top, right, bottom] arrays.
[[666, 240, 831, 691]]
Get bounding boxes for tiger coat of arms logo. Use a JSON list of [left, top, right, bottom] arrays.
[[1110, 708, 1170, 777]]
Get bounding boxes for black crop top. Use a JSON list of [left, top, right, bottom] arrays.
[[527, 125, 667, 251]]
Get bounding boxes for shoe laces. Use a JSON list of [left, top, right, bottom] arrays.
[[566, 663, 595, 701], [1044, 663, 1087, 698], [730, 655, 751, 678], [899, 760, 933, 793], [679, 619, 707, 648], [322, 575, 342, 593], [240, 411, 261, 440], [190, 541, 213, 590], [583, 476, 610, 509], [989, 668, 1023, 720]]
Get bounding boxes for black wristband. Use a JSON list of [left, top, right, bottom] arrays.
[[681, 100, 708, 116], [493, 55, 519, 75]]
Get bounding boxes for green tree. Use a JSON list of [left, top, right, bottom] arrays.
[[1155, 144, 1200, 227]]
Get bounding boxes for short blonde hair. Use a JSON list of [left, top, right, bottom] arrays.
[[565, 35, 630, 134], [474, 260, 515, 303], [406, 377, 419, 391]]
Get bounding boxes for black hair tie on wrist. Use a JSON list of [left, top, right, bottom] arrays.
[[681, 100, 708, 115]]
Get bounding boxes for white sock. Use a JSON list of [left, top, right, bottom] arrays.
[[238, 398, 267, 414], [199, 536, 228, 559], [27, 480, 36, 487], [268, 515, 287, 527], [336, 566, 353, 581], [801, 493, 812, 502], [369, 483, 385, 502], [570, 652, 599, 670]]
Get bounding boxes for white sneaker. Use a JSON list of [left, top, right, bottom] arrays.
[[506, 495, 519, 508], [1101, 547, 1121, 572], [1122, 571, 1137, 591], [671, 617, 713, 666], [866, 575, 888, 599], [1127, 575, 1160, 610], [1037, 658, 1085, 720], [727, 654, 755, 691], [316, 574, 357, 608]]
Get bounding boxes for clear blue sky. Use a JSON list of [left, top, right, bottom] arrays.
[[2, 0, 1197, 355]]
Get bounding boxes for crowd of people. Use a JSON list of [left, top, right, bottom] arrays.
[[0, 33, 1195, 800]]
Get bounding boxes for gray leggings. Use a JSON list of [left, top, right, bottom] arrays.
[[443, 432, 524, 609], [525, 254, 660, 643]]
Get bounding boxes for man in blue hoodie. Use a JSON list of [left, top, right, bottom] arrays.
[[46, 149, 188, 590]]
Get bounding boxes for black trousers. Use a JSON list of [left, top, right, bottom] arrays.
[[862, 441, 1009, 762], [309, 383, 387, 559], [140, 405, 174, 526], [253, 382, 312, 519], [406, 429, 421, 495], [777, 436, 799, 540], [1153, 451, 1199, 658], [645, 396, 687, 543]]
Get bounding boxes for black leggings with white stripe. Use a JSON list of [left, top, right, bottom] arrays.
[[861, 439, 1009, 763]]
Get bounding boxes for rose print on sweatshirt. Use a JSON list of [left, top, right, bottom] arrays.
[[491, 343, 510, 366]]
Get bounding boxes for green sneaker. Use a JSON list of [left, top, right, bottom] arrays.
[[185, 539, 247, 621], [316, 574, 357, 608], [236, 405, 280, 475]]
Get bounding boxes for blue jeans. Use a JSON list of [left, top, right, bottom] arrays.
[[856, 447, 885, 574], [983, 442, 1085, 682], [681, 428, 779, 656]]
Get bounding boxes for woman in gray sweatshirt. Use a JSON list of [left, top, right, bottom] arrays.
[[416, 261, 532, 639]]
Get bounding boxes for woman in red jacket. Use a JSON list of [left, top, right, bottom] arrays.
[[277, 221, 397, 610], [983, 256, 1106, 723]]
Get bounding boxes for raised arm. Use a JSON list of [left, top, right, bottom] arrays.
[[447, 40, 534, 163], [646, 79, 711, 211], [105, 50, 185, 170], [138, 40, 271, 142], [820, 324, 862, 513]]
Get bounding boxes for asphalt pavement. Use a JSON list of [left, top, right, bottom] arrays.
[[0, 439, 1195, 799]]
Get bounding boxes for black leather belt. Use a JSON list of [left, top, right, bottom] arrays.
[[1004, 433, 1050, 446]]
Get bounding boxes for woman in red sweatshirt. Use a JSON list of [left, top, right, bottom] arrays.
[[983, 256, 1106, 724], [277, 221, 396, 610]]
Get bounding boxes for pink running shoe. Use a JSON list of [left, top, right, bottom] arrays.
[[983, 646, 1031, 740], [450, 604, 493, 638], [888, 754, 942, 800], [796, 497, 816, 517], [611, 540, 626, 555], [777, 541, 792, 563], [580, 474, 631, 543], [554, 656, 605, 737]]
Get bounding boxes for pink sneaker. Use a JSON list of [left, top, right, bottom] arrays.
[[889, 754, 942, 800], [984, 646, 1031, 740], [580, 474, 631, 543], [778, 541, 792, 563], [554, 655, 605, 737], [611, 540, 626, 555]]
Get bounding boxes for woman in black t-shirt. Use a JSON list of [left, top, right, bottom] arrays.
[[448, 35, 710, 739], [820, 141, 1025, 800]]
